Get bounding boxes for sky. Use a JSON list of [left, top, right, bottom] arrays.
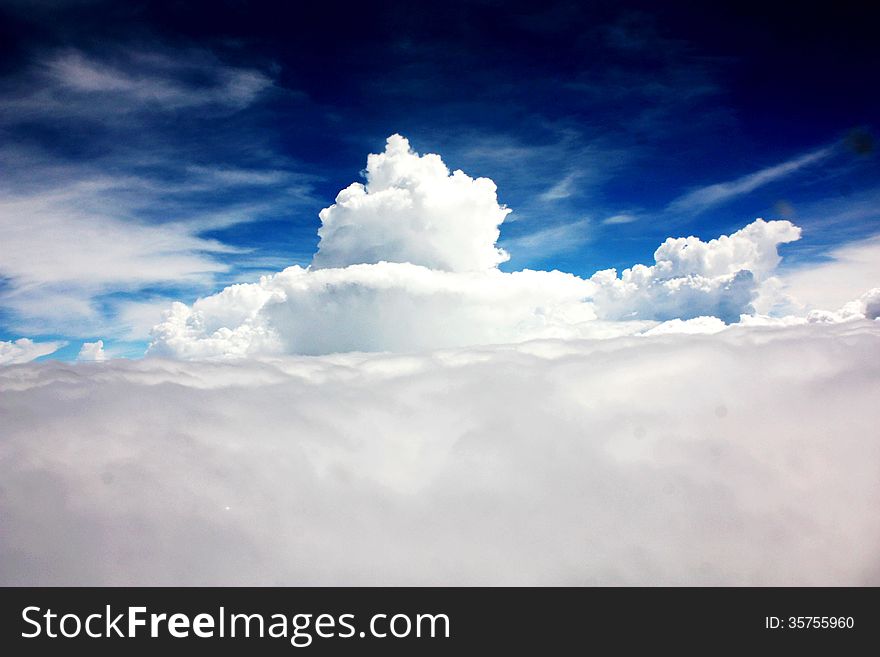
[[0, 0, 878, 360], [2, 1, 880, 587]]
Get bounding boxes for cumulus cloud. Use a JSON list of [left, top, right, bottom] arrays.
[[589, 219, 802, 322], [149, 265, 601, 358], [77, 340, 107, 361], [312, 135, 510, 272], [0, 338, 65, 365], [740, 287, 880, 327], [3, 322, 880, 585], [863, 288, 880, 319], [805, 287, 880, 323], [150, 136, 809, 358]]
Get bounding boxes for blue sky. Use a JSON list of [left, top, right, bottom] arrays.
[[0, 0, 877, 359]]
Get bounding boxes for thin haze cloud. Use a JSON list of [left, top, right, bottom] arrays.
[[602, 213, 637, 225], [539, 172, 579, 201]]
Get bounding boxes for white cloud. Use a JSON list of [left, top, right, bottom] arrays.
[[0, 182, 233, 287], [538, 171, 579, 201], [642, 316, 727, 336], [151, 137, 808, 358], [149, 264, 600, 358], [602, 213, 637, 225], [4, 322, 880, 585], [740, 287, 880, 327], [0, 182, 234, 334], [112, 297, 183, 342], [500, 218, 591, 260], [312, 135, 510, 272], [779, 235, 880, 311], [589, 218, 802, 322], [3, 132, 878, 585], [0, 47, 310, 339], [667, 145, 834, 216], [43, 49, 272, 112], [806, 287, 880, 323], [736, 313, 808, 328], [77, 340, 107, 361], [149, 213, 802, 357], [0, 338, 65, 365], [863, 288, 880, 320]]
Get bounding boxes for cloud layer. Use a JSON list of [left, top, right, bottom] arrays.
[[3, 322, 879, 585]]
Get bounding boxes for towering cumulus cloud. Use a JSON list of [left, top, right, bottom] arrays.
[[313, 134, 510, 271], [149, 136, 816, 358]]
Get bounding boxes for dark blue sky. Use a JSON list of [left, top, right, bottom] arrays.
[[0, 0, 877, 356]]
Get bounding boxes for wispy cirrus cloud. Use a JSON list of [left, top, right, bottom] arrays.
[[0, 178, 236, 335], [500, 217, 592, 261], [0, 46, 318, 342], [666, 144, 836, 217], [538, 172, 580, 202], [5, 48, 274, 117], [602, 213, 637, 225]]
